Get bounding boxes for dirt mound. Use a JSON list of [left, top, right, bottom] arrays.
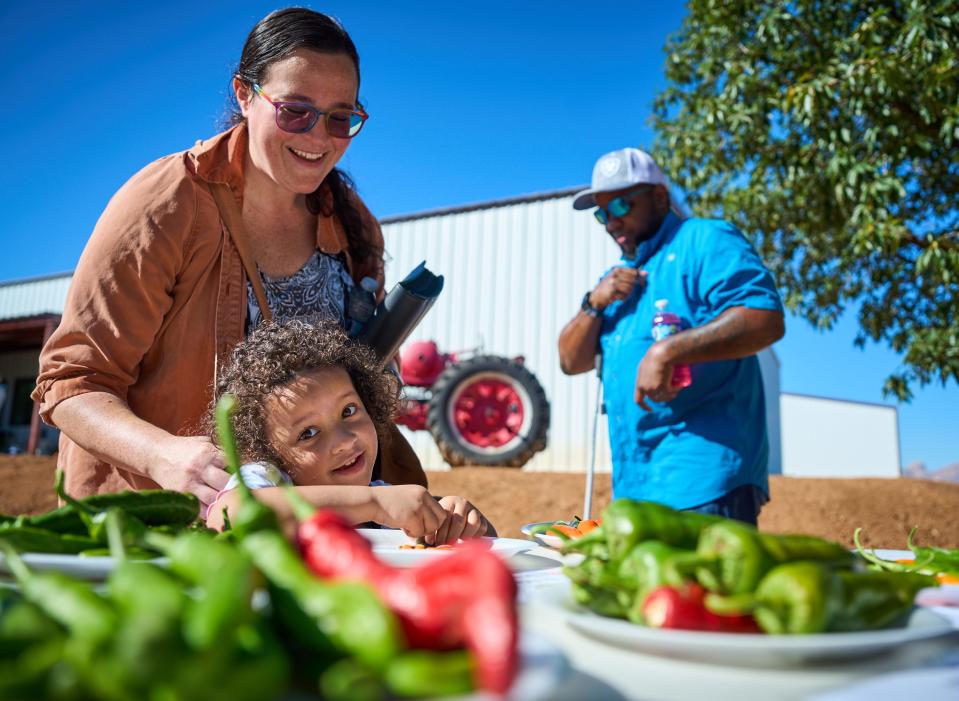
[[3, 456, 957, 549]]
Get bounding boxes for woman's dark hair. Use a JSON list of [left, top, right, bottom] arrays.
[[210, 319, 399, 473], [228, 7, 379, 266]]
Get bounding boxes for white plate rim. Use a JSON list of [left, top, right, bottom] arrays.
[[0, 551, 168, 580], [358, 529, 535, 566], [520, 521, 571, 549], [532, 579, 954, 658]]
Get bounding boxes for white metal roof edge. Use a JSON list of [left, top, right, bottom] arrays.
[[380, 185, 587, 224], [0, 270, 74, 288]]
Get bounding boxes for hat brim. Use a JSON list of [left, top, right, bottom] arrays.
[[572, 188, 600, 210]]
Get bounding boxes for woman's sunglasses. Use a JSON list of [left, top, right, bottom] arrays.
[[252, 84, 369, 138], [594, 185, 654, 225]]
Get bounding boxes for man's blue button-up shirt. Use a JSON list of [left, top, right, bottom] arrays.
[[598, 211, 783, 509]]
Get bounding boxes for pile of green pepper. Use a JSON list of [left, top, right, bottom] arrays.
[[0, 396, 496, 700], [0, 469, 203, 558], [560, 499, 938, 634]]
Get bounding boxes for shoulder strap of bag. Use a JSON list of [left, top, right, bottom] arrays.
[[208, 182, 272, 322]]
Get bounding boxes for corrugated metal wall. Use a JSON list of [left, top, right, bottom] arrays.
[[382, 192, 619, 473], [1, 200, 783, 475], [0, 274, 72, 319]]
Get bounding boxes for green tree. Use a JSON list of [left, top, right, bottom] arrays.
[[651, 0, 958, 400]]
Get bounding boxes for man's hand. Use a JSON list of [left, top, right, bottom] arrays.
[[589, 267, 646, 310], [149, 435, 231, 507], [634, 343, 683, 411]]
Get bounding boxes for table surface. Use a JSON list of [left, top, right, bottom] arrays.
[[510, 546, 959, 701]]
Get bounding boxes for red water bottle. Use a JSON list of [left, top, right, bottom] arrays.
[[652, 299, 692, 388]]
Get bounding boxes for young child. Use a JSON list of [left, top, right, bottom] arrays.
[[206, 319, 494, 544]]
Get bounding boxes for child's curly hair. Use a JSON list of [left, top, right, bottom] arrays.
[[210, 319, 399, 470]]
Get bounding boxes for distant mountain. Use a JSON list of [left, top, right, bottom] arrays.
[[904, 460, 959, 482]]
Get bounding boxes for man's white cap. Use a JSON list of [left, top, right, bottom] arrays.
[[572, 147, 667, 210]]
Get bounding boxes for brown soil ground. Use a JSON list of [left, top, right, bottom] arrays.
[[3, 456, 958, 549]]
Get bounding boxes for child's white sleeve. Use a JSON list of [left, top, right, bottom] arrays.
[[221, 462, 293, 492]]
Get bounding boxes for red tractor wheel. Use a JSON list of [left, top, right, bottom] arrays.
[[426, 355, 549, 467]]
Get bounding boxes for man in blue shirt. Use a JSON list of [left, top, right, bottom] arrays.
[[558, 148, 785, 524]]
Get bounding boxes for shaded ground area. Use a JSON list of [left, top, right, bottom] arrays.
[[4, 456, 958, 549]]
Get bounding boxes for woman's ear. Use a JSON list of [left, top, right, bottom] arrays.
[[234, 77, 253, 117]]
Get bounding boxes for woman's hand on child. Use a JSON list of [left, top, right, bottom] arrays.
[[432, 496, 490, 545], [150, 435, 231, 508], [372, 485, 447, 539]]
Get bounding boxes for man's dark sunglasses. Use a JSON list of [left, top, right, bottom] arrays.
[[594, 185, 654, 225]]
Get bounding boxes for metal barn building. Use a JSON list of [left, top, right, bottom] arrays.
[[0, 187, 900, 477]]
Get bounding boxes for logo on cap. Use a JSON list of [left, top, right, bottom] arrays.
[[599, 155, 621, 178]]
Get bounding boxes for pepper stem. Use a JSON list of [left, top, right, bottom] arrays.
[[54, 468, 98, 534], [281, 482, 316, 522], [105, 509, 127, 564], [853, 527, 930, 572], [704, 591, 756, 616], [0, 544, 30, 584], [215, 394, 256, 499]]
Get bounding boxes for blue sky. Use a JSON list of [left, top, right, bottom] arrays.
[[2, 1, 955, 471]]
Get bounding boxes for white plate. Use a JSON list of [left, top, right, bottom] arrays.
[[359, 529, 534, 567], [532, 580, 955, 667], [520, 522, 569, 550], [0, 552, 168, 581]]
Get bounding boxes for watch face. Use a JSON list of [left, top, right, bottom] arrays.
[[582, 292, 599, 316]]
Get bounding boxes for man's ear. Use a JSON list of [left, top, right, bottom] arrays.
[[654, 184, 671, 216], [233, 77, 253, 117]]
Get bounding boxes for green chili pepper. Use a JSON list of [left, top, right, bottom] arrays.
[[0, 523, 99, 554], [906, 528, 959, 575], [0, 592, 63, 658], [319, 658, 385, 701], [618, 541, 692, 622], [26, 489, 200, 536], [856, 527, 959, 578], [566, 500, 720, 562], [568, 578, 629, 618], [144, 529, 256, 650], [674, 520, 854, 595], [706, 561, 936, 634], [705, 560, 842, 634], [215, 394, 281, 538], [1, 545, 117, 644], [240, 528, 402, 673], [384, 649, 475, 698], [0, 638, 66, 700], [832, 569, 938, 632]]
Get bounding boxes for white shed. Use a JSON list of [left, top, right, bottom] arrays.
[[779, 393, 901, 477]]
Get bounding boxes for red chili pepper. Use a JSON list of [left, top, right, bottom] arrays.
[[297, 510, 519, 694], [642, 583, 761, 633]]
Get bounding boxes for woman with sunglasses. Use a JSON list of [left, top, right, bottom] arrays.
[[33, 8, 427, 506]]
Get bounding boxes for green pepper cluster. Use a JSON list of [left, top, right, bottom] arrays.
[[0, 397, 481, 700], [561, 499, 938, 634], [0, 469, 203, 558]]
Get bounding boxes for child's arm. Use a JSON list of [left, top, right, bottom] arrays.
[[206, 483, 449, 538]]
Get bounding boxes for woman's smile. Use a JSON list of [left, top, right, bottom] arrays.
[[289, 146, 327, 163]]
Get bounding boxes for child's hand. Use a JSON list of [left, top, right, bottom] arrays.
[[432, 496, 491, 545], [371, 485, 448, 538]]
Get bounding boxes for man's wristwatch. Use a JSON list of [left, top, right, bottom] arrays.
[[581, 291, 601, 318]]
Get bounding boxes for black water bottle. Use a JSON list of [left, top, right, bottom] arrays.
[[348, 277, 380, 337]]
